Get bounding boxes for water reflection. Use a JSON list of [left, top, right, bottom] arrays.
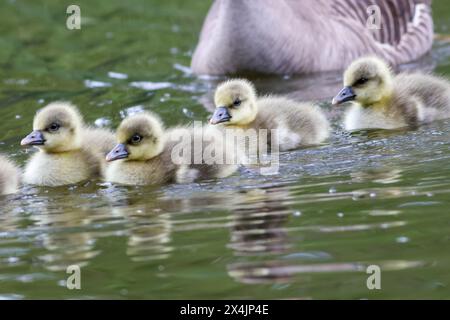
[[1, 0, 450, 299], [228, 187, 291, 256], [350, 168, 403, 184]]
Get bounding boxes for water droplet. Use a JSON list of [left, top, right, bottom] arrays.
[[84, 79, 112, 88], [94, 117, 111, 128], [107, 71, 128, 80], [396, 236, 410, 244], [171, 24, 180, 33], [182, 108, 194, 118], [293, 211, 302, 217], [120, 105, 145, 118], [129, 81, 172, 91], [7, 257, 19, 263]]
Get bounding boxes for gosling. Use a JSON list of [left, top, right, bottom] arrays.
[[210, 79, 330, 151], [21, 102, 115, 186], [332, 56, 450, 131], [105, 112, 239, 186], [0, 155, 20, 195]]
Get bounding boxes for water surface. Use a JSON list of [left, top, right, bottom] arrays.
[[1, 0, 450, 299]]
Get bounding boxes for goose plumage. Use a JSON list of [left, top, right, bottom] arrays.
[[192, 0, 433, 75]]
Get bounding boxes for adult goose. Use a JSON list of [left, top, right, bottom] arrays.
[[191, 0, 433, 75]]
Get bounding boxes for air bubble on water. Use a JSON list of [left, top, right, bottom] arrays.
[[108, 71, 128, 80], [173, 63, 192, 75], [293, 211, 302, 217], [396, 236, 410, 244], [182, 108, 194, 118], [94, 117, 111, 128], [7, 257, 19, 264], [120, 105, 145, 118], [171, 24, 180, 33], [58, 280, 66, 287], [84, 80, 112, 88], [129, 81, 172, 91]]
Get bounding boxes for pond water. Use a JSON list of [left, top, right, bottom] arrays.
[[1, 0, 450, 299]]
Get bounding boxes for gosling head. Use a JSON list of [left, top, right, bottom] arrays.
[[21, 102, 83, 153], [332, 57, 394, 107], [106, 112, 164, 162], [210, 79, 258, 126]]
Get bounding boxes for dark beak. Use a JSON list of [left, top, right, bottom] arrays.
[[106, 143, 129, 162], [21, 130, 45, 146], [332, 86, 356, 105], [210, 106, 232, 125]]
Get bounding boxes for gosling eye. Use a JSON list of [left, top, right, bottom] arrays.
[[130, 134, 142, 145], [47, 123, 60, 132], [354, 77, 369, 86], [233, 98, 242, 107]]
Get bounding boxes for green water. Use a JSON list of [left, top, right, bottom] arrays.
[[1, 0, 450, 299]]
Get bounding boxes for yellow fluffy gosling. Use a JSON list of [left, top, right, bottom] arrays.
[[21, 102, 115, 186], [333, 56, 450, 131]]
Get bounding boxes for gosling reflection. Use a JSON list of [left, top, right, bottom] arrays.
[[227, 185, 293, 284], [29, 193, 100, 272], [101, 185, 166, 263], [228, 188, 291, 255], [350, 168, 403, 184], [124, 210, 172, 262]]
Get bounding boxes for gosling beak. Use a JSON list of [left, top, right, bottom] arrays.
[[21, 130, 45, 146], [210, 106, 232, 125], [332, 86, 356, 105], [106, 143, 129, 162]]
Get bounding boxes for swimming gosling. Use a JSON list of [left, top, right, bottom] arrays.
[[105, 112, 239, 186], [333, 56, 450, 131], [21, 102, 115, 186], [0, 155, 20, 195], [210, 79, 330, 151]]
